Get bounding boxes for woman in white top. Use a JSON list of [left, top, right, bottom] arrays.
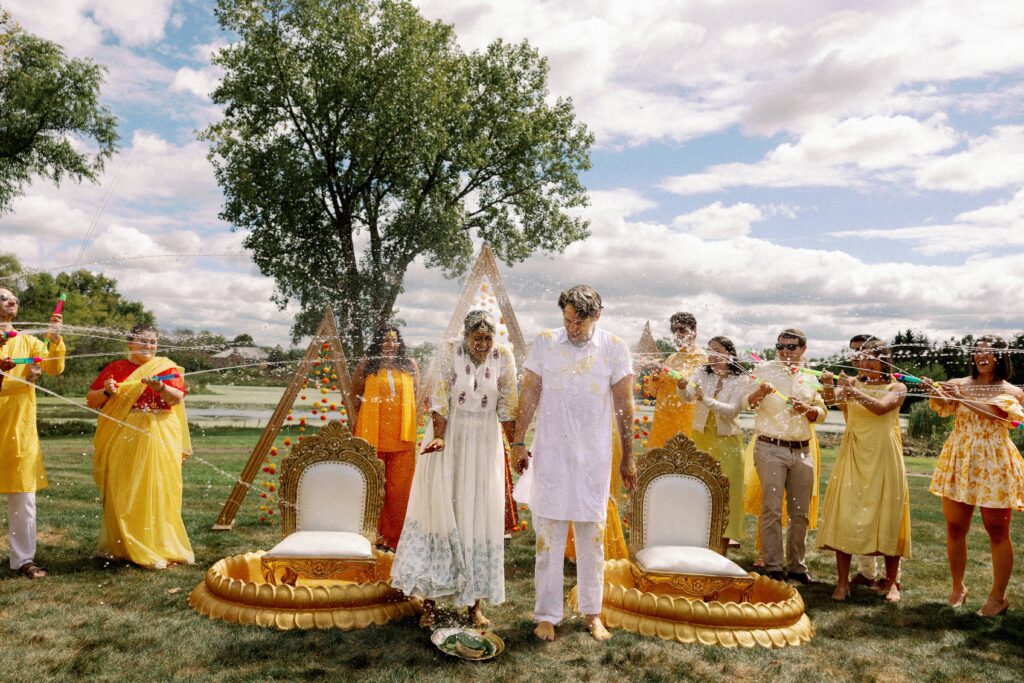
[[677, 336, 751, 550], [390, 310, 518, 628]]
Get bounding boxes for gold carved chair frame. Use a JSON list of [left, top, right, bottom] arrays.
[[261, 421, 385, 585], [629, 433, 754, 602]]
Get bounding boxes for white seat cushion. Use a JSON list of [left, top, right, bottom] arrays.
[[297, 462, 366, 533], [643, 474, 712, 548], [635, 545, 749, 578], [265, 530, 373, 560]]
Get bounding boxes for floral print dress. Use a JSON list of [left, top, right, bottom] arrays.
[[929, 392, 1024, 510]]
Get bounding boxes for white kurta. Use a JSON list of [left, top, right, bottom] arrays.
[[520, 327, 632, 523], [390, 341, 517, 606]]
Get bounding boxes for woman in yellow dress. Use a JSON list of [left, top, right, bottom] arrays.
[[925, 335, 1024, 617], [351, 325, 419, 550], [86, 325, 193, 569], [679, 336, 751, 551], [648, 313, 706, 447], [818, 340, 910, 602]]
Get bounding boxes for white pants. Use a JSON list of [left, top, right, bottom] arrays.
[[534, 515, 605, 624], [855, 555, 901, 581], [856, 555, 877, 579], [5, 492, 37, 569]]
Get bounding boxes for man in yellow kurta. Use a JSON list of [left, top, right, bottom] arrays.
[[647, 313, 707, 448], [0, 288, 65, 578]]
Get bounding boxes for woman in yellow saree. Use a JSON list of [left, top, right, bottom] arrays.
[[86, 326, 193, 569]]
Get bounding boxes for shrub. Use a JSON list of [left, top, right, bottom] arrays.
[[907, 401, 951, 439]]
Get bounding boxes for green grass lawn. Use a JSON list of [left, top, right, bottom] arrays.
[[2, 432, 1023, 682]]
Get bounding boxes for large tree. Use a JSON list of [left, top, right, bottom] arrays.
[[0, 11, 118, 214], [206, 0, 593, 353]]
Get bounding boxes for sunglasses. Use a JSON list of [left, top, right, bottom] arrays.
[[775, 342, 802, 351]]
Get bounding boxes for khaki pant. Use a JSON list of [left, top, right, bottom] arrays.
[[754, 441, 814, 573]]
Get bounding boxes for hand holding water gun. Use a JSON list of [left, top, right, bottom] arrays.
[[121, 372, 181, 388], [663, 366, 688, 390], [47, 293, 65, 344]]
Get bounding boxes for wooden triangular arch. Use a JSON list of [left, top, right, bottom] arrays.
[[630, 321, 663, 358], [417, 245, 528, 410], [212, 305, 354, 530]]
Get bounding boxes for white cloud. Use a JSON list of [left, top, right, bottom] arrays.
[[5, 0, 175, 50], [661, 114, 960, 194], [832, 187, 1024, 255], [672, 202, 763, 240], [394, 187, 1024, 353], [172, 66, 222, 100], [414, 1, 1024, 146], [915, 126, 1024, 192]]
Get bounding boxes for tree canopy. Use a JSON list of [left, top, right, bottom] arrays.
[[206, 0, 593, 354], [0, 11, 118, 214]]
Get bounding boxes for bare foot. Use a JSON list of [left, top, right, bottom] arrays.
[[884, 583, 901, 603], [534, 621, 556, 641], [977, 597, 1009, 617], [948, 586, 968, 608], [467, 605, 490, 628], [585, 615, 612, 642], [831, 584, 850, 602]]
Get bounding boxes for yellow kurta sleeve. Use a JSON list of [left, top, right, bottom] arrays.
[[0, 334, 62, 493], [41, 337, 66, 376]]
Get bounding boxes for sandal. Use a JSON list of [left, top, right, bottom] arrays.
[[17, 562, 47, 579]]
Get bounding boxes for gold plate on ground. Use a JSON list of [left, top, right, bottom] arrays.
[[430, 627, 505, 661]]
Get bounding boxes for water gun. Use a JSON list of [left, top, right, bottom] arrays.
[[2, 330, 16, 340], [11, 357, 42, 365], [662, 367, 686, 381], [120, 372, 181, 386], [746, 349, 765, 363], [751, 375, 790, 402], [892, 372, 924, 384], [53, 293, 67, 315]]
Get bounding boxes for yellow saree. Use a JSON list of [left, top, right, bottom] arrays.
[[93, 357, 193, 568]]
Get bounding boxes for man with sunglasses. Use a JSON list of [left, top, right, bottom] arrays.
[[0, 288, 66, 579], [745, 328, 826, 584]]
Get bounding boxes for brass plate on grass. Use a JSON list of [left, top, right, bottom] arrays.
[[430, 627, 504, 661]]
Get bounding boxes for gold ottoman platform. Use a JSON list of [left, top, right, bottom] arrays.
[[188, 549, 420, 630], [570, 559, 813, 648]]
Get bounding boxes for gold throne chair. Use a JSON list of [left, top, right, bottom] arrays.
[[261, 421, 384, 586], [628, 433, 755, 603]]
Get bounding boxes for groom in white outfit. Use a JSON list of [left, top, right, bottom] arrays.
[[512, 285, 636, 642]]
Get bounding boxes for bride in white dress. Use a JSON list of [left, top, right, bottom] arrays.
[[391, 310, 518, 627]]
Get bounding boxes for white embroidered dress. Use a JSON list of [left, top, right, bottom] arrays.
[[390, 340, 518, 606]]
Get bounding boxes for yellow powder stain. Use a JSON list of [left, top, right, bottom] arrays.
[[536, 533, 549, 554]]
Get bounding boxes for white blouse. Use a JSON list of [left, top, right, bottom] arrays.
[[678, 369, 751, 436]]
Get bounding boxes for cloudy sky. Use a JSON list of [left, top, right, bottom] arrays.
[[4, 1, 1024, 357]]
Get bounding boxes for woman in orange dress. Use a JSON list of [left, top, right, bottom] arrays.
[[351, 325, 420, 550], [926, 335, 1024, 617]]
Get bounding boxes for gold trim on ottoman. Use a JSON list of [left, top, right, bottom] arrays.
[[189, 551, 420, 630], [570, 560, 812, 648]]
